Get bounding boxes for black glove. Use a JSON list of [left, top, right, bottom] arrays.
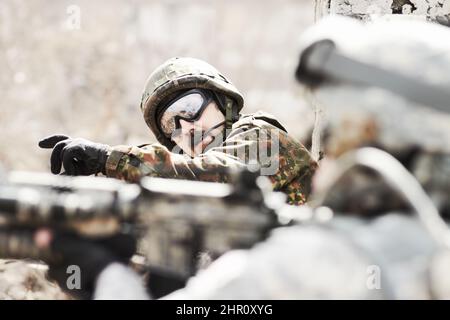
[[39, 134, 111, 176], [45, 231, 136, 300]]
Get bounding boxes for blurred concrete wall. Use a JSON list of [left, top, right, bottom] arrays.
[[0, 0, 315, 171]]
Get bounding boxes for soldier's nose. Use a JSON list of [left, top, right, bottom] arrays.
[[179, 119, 198, 134]]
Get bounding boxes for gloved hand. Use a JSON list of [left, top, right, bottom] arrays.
[[36, 229, 137, 300], [39, 134, 111, 176]]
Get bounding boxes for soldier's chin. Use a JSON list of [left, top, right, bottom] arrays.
[[184, 143, 204, 157], [192, 143, 208, 157], [185, 134, 219, 157], [187, 143, 210, 157]]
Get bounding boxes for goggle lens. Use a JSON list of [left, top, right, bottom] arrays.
[[160, 92, 211, 137]]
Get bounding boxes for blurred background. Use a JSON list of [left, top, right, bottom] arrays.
[[0, 0, 316, 172]]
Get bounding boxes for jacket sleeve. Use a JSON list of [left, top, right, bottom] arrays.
[[104, 142, 246, 183], [105, 126, 317, 203]]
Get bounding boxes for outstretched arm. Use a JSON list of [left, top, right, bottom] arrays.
[[105, 127, 317, 204]]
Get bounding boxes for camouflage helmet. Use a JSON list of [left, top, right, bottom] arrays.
[[140, 57, 244, 149]]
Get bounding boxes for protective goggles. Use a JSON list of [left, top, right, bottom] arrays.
[[158, 89, 216, 138]]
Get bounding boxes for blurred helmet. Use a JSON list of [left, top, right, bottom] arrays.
[[296, 16, 450, 157], [140, 57, 244, 149], [315, 0, 450, 23]]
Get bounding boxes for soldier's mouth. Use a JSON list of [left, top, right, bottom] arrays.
[[189, 130, 216, 154], [189, 130, 205, 152], [189, 121, 226, 155]]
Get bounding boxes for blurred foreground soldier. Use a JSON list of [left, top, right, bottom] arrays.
[[44, 17, 450, 299], [39, 58, 317, 205], [296, 16, 450, 217], [293, 16, 450, 298]]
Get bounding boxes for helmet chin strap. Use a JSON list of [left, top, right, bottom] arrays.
[[209, 93, 238, 143], [224, 97, 237, 130]]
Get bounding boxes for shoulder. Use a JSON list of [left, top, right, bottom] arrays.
[[232, 111, 288, 133]]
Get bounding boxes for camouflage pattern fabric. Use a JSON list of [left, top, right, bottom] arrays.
[[105, 112, 317, 205]]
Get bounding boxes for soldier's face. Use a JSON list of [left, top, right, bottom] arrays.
[[171, 101, 225, 157]]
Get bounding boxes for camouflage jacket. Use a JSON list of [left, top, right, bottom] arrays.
[[105, 111, 317, 205]]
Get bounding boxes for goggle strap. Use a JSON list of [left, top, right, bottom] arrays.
[[225, 97, 235, 130]]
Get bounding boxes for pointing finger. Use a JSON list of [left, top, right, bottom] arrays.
[[38, 134, 70, 149]]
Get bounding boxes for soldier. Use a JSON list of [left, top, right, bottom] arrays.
[[39, 57, 317, 205], [296, 16, 450, 217]]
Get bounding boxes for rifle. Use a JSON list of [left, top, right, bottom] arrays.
[[0, 169, 285, 282]]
